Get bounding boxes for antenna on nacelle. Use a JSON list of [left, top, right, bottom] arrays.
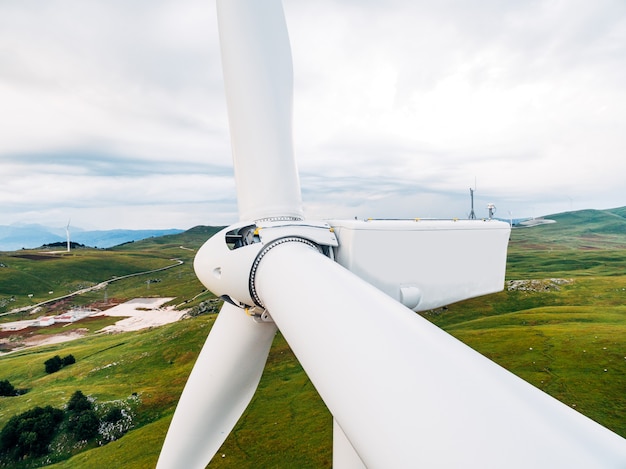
[[468, 188, 476, 220], [468, 177, 477, 220]]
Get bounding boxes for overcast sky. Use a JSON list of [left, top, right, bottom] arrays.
[[1, 0, 625, 230]]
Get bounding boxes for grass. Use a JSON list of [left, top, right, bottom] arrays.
[[511, 208, 626, 251], [0, 226, 222, 318], [1, 215, 626, 467], [0, 251, 168, 301], [0, 317, 331, 468]]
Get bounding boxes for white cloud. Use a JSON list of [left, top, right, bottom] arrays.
[[0, 0, 625, 230]]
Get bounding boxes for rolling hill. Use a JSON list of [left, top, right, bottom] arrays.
[[512, 207, 626, 250], [1, 210, 626, 467]]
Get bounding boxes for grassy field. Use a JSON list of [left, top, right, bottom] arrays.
[[0, 317, 331, 468], [1, 210, 625, 467], [0, 226, 221, 317]]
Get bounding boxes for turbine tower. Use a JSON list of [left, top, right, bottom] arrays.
[[157, 1, 626, 467], [65, 219, 71, 252]]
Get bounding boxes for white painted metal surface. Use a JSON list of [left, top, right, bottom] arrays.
[[333, 419, 366, 469], [217, 0, 302, 222], [157, 0, 626, 467], [331, 219, 510, 311], [156, 302, 276, 469], [255, 241, 626, 468], [194, 223, 265, 308]]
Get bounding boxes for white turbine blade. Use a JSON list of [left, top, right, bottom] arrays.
[[333, 419, 366, 469], [254, 241, 626, 468], [157, 302, 277, 469], [217, 0, 303, 222]]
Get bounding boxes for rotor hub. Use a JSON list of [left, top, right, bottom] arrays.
[[194, 220, 338, 321]]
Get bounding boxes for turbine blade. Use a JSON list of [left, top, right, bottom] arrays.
[[217, 0, 303, 222], [157, 302, 277, 469], [254, 241, 626, 467], [333, 419, 366, 469]]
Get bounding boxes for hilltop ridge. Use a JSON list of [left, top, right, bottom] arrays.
[[3, 206, 625, 252], [511, 206, 626, 250], [0, 224, 184, 252]]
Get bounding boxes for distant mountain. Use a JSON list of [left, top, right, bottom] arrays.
[[0, 224, 184, 251]]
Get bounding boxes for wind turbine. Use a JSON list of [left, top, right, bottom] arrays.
[[157, 1, 626, 467], [66, 219, 71, 252]]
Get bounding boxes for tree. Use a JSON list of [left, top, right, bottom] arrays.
[[68, 410, 99, 440], [0, 379, 16, 397], [0, 406, 63, 460], [66, 390, 99, 440], [62, 354, 76, 366], [44, 355, 63, 374], [44, 354, 76, 374], [102, 406, 123, 423], [66, 390, 92, 413]]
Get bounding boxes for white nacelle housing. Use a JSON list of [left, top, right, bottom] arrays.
[[195, 218, 510, 314], [329, 219, 511, 311]]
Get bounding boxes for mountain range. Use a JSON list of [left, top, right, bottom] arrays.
[[0, 224, 184, 251], [2, 206, 625, 252]]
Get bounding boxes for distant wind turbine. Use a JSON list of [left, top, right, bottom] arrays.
[[66, 219, 71, 252]]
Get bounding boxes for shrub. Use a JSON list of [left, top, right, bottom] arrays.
[[102, 406, 124, 423], [68, 410, 99, 441], [66, 390, 99, 440], [0, 390, 137, 464], [44, 354, 76, 374], [97, 398, 138, 443], [62, 354, 76, 366], [66, 390, 92, 413], [0, 379, 16, 397], [44, 355, 63, 374], [0, 406, 64, 460]]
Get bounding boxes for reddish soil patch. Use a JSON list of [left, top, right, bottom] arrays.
[[1, 298, 184, 353], [43, 298, 74, 314], [88, 298, 127, 311], [0, 325, 38, 340], [32, 298, 126, 315], [0, 316, 108, 352], [0, 325, 39, 352]]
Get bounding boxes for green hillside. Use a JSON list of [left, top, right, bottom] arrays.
[[1, 211, 626, 467], [0, 226, 223, 316], [608, 207, 626, 219], [0, 317, 330, 468], [511, 208, 626, 250]]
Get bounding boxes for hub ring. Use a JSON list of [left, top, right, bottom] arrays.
[[248, 237, 320, 308]]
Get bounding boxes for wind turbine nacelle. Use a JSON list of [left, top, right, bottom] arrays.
[[329, 219, 511, 311]]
